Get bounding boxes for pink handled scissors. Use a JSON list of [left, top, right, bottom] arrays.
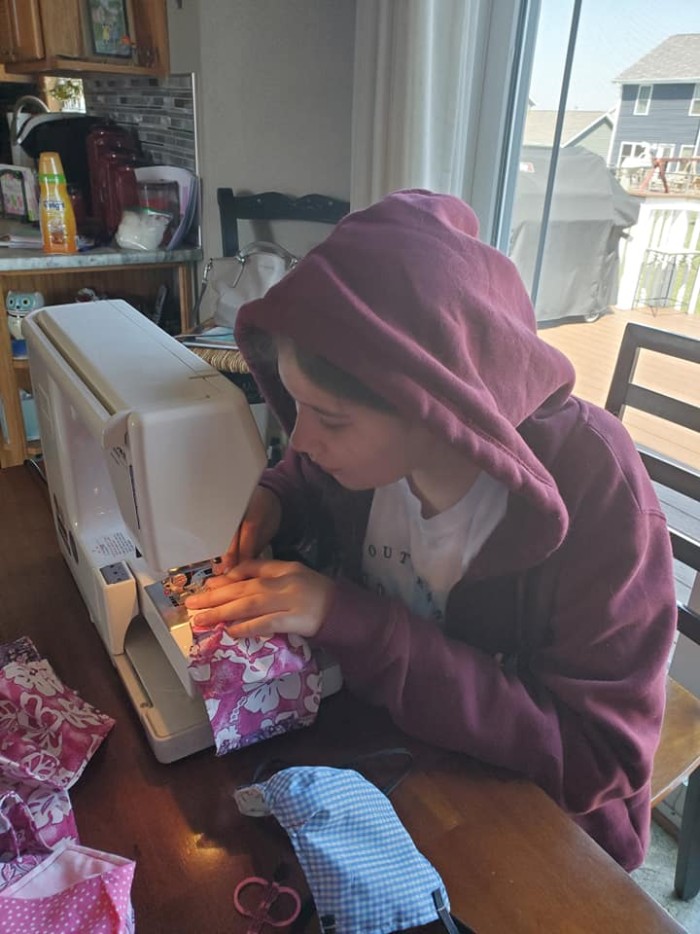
[[234, 872, 302, 933]]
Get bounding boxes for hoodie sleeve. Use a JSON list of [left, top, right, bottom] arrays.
[[256, 447, 325, 552], [310, 478, 676, 838], [257, 447, 353, 565]]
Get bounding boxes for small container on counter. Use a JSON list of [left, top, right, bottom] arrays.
[[38, 152, 77, 254], [137, 180, 179, 246], [115, 207, 171, 251]]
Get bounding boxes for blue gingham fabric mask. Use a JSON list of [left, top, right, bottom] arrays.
[[234, 765, 470, 934]]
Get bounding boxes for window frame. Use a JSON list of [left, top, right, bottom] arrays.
[[634, 84, 653, 116], [655, 143, 675, 159], [618, 141, 647, 165], [462, 0, 541, 248], [679, 144, 695, 172], [690, 83, 700, 117]]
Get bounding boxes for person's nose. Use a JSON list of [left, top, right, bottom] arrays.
[[289, 410, 320, 460]]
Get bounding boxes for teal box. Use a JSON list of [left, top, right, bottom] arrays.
[[18, 391, 39, 441]]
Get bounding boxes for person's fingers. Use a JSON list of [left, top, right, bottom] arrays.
[[236, 522, 261, 563], [224, 558, 301, 583], [223, 613, 293, 638], [187, 586, 287, 629], [202, 575, 234, 591], [216, 529, 241, 574], [185, 577, 260, 610], [186, 569, 295, 611]]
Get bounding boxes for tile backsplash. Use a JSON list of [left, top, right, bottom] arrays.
[[83, 73, 196, 172]]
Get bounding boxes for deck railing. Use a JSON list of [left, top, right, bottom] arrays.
[[618, 197, 700, 315], [612, 156, 700, 198]]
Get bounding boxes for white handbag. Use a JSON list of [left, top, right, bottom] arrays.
[[194, 241, 298, 330]]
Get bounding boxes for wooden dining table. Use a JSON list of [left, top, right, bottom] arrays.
[[0, 464, 685, 934]]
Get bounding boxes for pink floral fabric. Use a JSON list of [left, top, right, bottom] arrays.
[[188, 628, 321, 755], [0, 790, 52, 890], [0, 638, 116, 890], [0, 657, 115, 788]]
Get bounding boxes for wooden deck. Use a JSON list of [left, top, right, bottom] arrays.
[[538, 307, 700, 470]]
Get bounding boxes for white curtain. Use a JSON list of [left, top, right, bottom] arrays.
[[350, 0, 482, 209]]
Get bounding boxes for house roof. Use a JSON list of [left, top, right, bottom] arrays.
[[523, 110, 611, 147], [615, 33, 700, 83]]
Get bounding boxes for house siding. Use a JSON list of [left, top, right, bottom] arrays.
[[568, 123, 611, 161], [610, 82, 700, 164]]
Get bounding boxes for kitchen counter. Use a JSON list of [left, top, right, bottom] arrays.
[[0, 244, 202, 270], [0, 225, 201, 467], [0, 219, 202, 270]]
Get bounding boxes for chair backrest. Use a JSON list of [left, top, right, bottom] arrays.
[[217, 188, 350, 257], [604, 322, 700, 645]]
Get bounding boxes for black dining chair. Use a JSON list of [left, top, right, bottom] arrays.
[[605, 321, 700, 899], [180, 187, 350, 463], [217, 187, 349, 258]]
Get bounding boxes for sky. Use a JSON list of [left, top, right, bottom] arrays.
[[529, 0, 700, 112]]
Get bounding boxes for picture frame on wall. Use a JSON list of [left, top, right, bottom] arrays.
[[86, 0, 133, 58]]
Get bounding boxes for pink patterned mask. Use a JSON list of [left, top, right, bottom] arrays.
[[0, 638, 134, 929], [0, 637, 114, 857], [188, 627, 321, 755]]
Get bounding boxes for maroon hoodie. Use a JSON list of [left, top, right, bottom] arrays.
[[235, 189, 676, 870]]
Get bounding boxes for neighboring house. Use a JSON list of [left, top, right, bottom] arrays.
[[608, 33, 700, 169], [523, 109, 613, 161]]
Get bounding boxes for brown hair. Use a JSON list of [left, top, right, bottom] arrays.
[[275, 335, 395, 413]]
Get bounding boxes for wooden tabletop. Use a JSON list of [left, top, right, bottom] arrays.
[[0, 465, 684, 934]]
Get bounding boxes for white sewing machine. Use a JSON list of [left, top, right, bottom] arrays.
[[24, 299, 340, 764]]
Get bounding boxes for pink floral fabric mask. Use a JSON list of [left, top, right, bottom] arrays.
[[188, 627, 321, 756], [0, 637, 115, 885]]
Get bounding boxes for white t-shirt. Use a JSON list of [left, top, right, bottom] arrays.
[[361, 472, 508, 625]]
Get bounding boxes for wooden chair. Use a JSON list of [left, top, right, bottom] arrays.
[[217, 187, 349, 258], [605, 321, 700, 899]]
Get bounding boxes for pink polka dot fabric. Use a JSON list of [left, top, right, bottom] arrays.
[[0, 841, 135, 933]]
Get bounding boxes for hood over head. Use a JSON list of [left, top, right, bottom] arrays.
[[235, 189, 577, 566]]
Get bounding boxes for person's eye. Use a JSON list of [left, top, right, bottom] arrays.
[[318, 418, 350, 432]]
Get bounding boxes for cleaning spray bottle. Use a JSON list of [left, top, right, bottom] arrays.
[[38, 151, 78, 254]]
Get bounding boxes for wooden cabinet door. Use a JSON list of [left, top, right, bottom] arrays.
[[8, 0, 44, 62], [38, 0, 83, 59], [1, 0, 168, 75], [0, 0, 15, 62], [130, 0, 169, 73]]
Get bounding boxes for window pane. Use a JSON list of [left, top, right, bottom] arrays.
[[505, 3, 700, 470], [691, 83, 700, 116], [634, 84, 652, 115]]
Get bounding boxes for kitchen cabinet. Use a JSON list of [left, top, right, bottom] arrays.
[[0, 247, 199, 467], [1, 0, 169, 77], [0, 3, 14, 63], [0, 1, 43, 64]]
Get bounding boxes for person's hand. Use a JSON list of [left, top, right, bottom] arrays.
[[185, 559, 335, 639], [213, 487, 282, 575]]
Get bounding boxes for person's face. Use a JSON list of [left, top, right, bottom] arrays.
[[277, 345, 421, 490]]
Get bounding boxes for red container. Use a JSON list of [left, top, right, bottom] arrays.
[[101, 151, 144, 238], [114, 164, 139, 217], [86, 126, 141, 238]]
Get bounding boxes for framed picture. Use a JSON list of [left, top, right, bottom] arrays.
[[86, 0, 133, 58]]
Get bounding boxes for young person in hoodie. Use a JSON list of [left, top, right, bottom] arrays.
[[186, 189, 676, 871]]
